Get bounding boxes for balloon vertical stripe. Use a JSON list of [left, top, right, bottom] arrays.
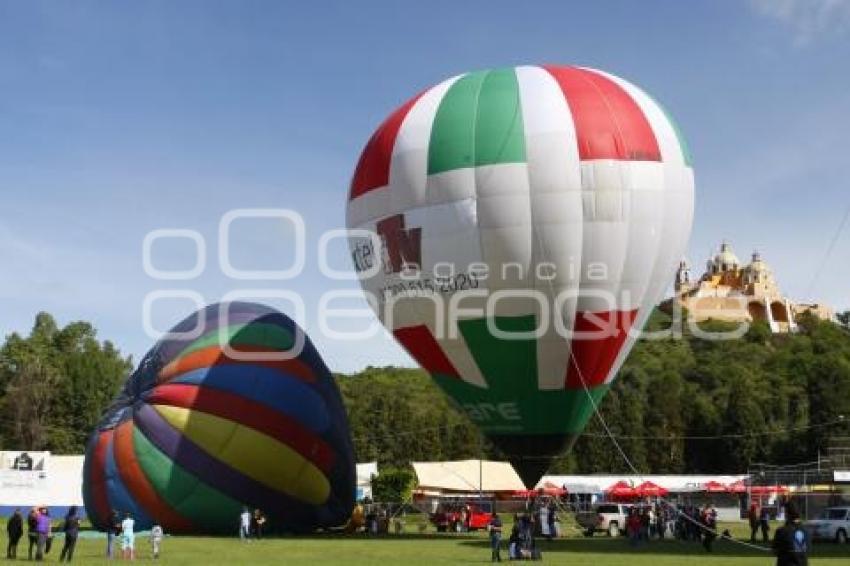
[[85, 431, 112, 526], [393, 325, 461, 379], [542, 65, 661, 161], [564, 309, 639, 389], [472, 68, 527, 167], [103, 432, 153, 526], [428, 68, 527, 174], [351, 92, 425, 199], [113, 420, 194, 532], [131, 425, 243, 530], [457, 316, 538, 398]]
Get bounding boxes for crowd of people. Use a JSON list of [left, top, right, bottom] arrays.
[[98, 508, 157, 561], [2, 499, 811, 565], [487, 495, 563, 562], [4, 507, 162, 562], [5, 506, 81, 562], [749, 502, 773, 543], [674, 504, 720, 551], [622, 500, 811, 564]]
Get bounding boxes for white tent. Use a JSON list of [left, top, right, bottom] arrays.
[[0, 453, 83, 515], [356, 462, 378, 500], [412, 460, 524, 495]]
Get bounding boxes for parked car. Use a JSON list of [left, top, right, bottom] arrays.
[[430, 501, 493, 532], [576, 503, 632, 537], [805, 507, 850, 543]]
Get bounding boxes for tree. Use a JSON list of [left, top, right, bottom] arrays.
[[371, 467, 415, 503], [335, 314, 850, 475], [0, 313, 132, 453], [2, 360, 58, 450]]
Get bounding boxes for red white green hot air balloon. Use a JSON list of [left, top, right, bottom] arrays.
[[347, 65, 694, 486]]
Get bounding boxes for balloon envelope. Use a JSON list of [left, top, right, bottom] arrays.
[[83, 302, 355, 533], [347, 65, 694, 486]]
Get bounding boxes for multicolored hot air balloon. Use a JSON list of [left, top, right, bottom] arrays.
[[347, 65, 694, 486], [83, 302, 355, 533]]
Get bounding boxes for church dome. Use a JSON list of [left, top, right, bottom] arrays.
[[747, 251, 768, 272], [711, 242, 740, 272]]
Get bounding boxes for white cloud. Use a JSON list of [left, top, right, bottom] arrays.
[[751, 0, 850, 45]]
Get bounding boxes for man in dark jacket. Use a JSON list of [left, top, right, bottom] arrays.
[[748, 503, 759, 542], [488, 513, 503, 562], [59, 506, 80, 562], [27, 507, 39, 560], [760, 505, 772, 542], [7, 508, 23, 558], [772, 503, 808, 566], [106, 510, 121, 558]]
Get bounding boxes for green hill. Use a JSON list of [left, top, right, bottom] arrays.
[[338, 313, 850, 474]]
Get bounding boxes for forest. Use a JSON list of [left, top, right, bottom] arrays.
[[1, 310, 848, 476], [338, 312, 850, 474]]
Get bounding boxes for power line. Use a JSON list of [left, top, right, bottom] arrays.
[[346, 414, 846, 444], [569, 349, 772, 553], [579, 417, 846, 440], [805, 202, 850, 298]]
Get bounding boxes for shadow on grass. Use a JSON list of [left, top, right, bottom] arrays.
[[456, 536, 850, 559]]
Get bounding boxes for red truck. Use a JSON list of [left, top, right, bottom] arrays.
[[430, 501, 494, 532]]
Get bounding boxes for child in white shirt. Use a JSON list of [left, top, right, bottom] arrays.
[[150, 524, 163, 559]]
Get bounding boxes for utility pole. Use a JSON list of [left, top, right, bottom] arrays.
[[803, 468, 808, 520], [479, 434, 483, 501]]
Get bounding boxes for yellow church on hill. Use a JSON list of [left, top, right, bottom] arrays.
[[668, 242, 835, 333]]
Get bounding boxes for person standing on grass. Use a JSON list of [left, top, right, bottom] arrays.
[[701, 505, 717, 552], [487, 513, 503, 562], [59, 506, 80, 562], [547, 500, 557, 540], [760, 505, 771, 543], [772, 503, 808, 566], [508, 523, 521, 560], [748, 503, 760, 542], [121, 512, 135, 560], [150, 523, 163, 559], [253, 509, 266, 539], [627, 509, 641, 547], [7, 508, 23, 558], [44, 509, 54, 556], [640, 507, 652, 541], [654, 504, 664, 539], [34, 507, 50, 561], [240, 507, 252, 541], [27, 507, 39, 560], [106, 510, 121, 558]]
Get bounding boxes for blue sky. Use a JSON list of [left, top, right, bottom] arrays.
[[1, 0, 848, 372]]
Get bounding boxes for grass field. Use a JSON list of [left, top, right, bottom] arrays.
[[16, 520, 849, 565]]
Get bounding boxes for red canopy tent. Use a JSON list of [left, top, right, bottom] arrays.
[[606, 480, 639, 499], [749, 485, 789, 495], [541, 482, 568, 496], [636, 481, 668, 498], [726, 480, 748, 494], [703, 480, 728, 493], [513, 484, 568, 498]]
